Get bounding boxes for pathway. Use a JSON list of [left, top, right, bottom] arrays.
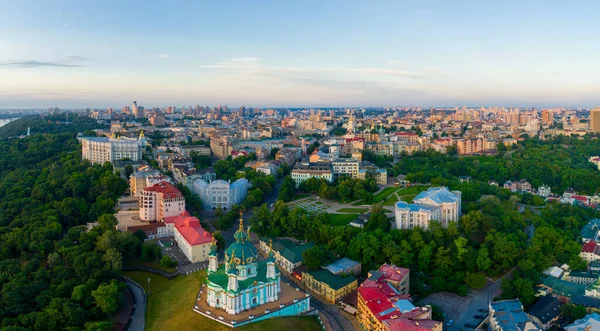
[[124, 277, 146, 331]]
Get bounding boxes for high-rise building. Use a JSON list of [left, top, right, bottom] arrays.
[[139, 181, 186, 222], [590, 108, 600, 133], [541, 110, 554, 126]]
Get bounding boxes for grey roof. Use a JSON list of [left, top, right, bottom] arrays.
[[571, 295, 600, 308], [324, 258, 361, 274], [395, 201, 435, 212], [413, 187, 460, 204], [490, 299, 538, 331], [527, 296, 561, 325]]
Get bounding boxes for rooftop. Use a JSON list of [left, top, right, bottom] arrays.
[[527, 295, 561, 325], [164, 212, 212, 246], [324, 257, 361, 275], [413, 187, 460, 204], [144, 181, 182, 199], [304, 269, 356, 290]]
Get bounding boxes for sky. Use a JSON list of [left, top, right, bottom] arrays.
[[1, 0, 599, 108]]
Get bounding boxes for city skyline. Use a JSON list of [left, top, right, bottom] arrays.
[[2, 1, 600, 108]]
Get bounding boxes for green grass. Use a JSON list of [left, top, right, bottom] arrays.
[[123, 271, 321, 331], [372, 187, 400, 203], [326, 213, 359, 226], [397, 186, 427, 195], [400, 195, 416, 203], [336, 207, 368, 213], [382, 195, 400, 206], [290, 194, 310, 201]]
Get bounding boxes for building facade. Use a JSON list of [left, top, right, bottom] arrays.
[[164, 212, 213, 263], [139, 181, 186, 222], [80, 132, 145, 164], [291, 162, 334, 187], [193, 178, 249, 210], [394, 187, 461, 229], [302, 269, 357, 304]]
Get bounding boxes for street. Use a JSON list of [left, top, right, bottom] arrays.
[[124, 277, 146, 331]]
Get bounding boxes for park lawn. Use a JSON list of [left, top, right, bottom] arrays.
[[290, 194, 310, 201], [397, 185, 427, 196], [401, 195, 417, 203], [353, 187, 401, 205], [382, 194, 400, 206], [123, 271, 321, 331], [327, 213, 359, 226], [337, 207, 368, 213], [123, 257, 176, 273]]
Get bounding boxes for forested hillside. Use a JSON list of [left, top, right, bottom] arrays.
[[0, 131, 135, 330], [0, 114, 105, 139]]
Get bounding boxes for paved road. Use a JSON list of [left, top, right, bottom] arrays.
[[125, 278, 146, 331], [279, 273, 356, 331], [449, 268, 515, 331]]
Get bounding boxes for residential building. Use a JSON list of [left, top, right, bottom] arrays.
[[324, 258, 362, 276], [129, 169, 163, 197], [80, 132, 145, 164], [591, 108, 600, 133], [566, 270, 599, 285], [302, 269, 358, 304], [504, 181, 517, 192], [564, 313, 600, 331], [275, 148, 302, 166], [139, 181, 186, 222], [181, 145, 211, 157], [538, 185, 552, 197], [291, 162, 334, 187], [332, 159, 359, 178], [258, 238, 314, 273], [193, 178, 249, 210], [357, 264, 441, 331], [488, 299, 541, 331], [150, 114, 166, 126], [581, 241, 600, 263], [527, 296, 562, 330], [516, 179, 532, 192], [538, 277, 587, 302], [164, 212, 213, 263], [394, 187, 461, 229], [210, 135, 235, 159], [581, 219, 600, 242]]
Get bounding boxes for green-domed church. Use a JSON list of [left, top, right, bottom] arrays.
[[205, 213, 280, 314]]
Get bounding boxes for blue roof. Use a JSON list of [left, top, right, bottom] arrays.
[[324, 257, 360, 274], [394, 299, 416, 313], [414, 187, 460, 204], [395, 201, 434, 212], [379, 307, 397, 317]]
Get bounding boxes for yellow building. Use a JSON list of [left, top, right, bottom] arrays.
[[302, 269, 357, 304]]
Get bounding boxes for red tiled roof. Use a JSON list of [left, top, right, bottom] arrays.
[[573, 196, 589, 202], [394, 132, 417, 136], [582, 241, 597, 253], [144, 181, 183, 199], [167, 212, 212, 246], [379, 264, 410, 282]]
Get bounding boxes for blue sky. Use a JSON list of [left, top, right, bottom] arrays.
[[0, 0, 599, 108]]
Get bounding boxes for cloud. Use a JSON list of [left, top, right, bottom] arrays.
[[66, 56, 90, 61], [388, 59, 407, 67], [0, 60, 82, 68], [156, 53, 174, 59], [230, 58, 260, 63]]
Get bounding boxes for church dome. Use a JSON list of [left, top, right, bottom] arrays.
[[225, 213, 259, 265]]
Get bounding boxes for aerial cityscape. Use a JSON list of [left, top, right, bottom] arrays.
[[2, 1, 600, 331]]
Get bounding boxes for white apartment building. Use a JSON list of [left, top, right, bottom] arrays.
[[139, 181, 186, 222], [80, 132, 145, 164], [193, 178, 249, 210], [394, 187, 461, 230], [291, 162, 334, 187], [332, 159, 359, 178]]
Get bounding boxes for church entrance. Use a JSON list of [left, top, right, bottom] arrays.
[[252, 297, 257, 305]]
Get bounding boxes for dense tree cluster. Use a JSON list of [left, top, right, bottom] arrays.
[[0, 114, 105, 139], [0, 132, 132, 330], [390, 136, 600, 194], [298, 174, 378, 203]]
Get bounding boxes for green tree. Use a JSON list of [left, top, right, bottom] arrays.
[[302, 245, 330, 270], [92, 281, 122, 315]]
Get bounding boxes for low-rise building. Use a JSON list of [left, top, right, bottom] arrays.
[[324, 258, 361, 276], [357, 264, 440, 331], [527, 296, 562, 330], [258, 237, 314, 273], [164, 212, 213, 263], [193, 178, 249, 210], [302, 269, 358, 304], [581, 241, 600, 263], [564, 312, 600, 331], [394, 187, 461, 229], [538, 185, 552, 197], [291, 162, 334, 187], [489, 299, 541, 331]]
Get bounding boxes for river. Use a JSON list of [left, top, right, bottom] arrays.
[[0, 118, 17, 128]]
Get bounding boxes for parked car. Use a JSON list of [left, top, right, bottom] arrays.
[[478, 308, 488, 313], [474, 314, 485, 319], [464, 323, 478, 328], [446, 320, 454, 327]]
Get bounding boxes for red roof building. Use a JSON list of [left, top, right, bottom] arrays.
[[139, 181, 186, 222], [356, 264, 441, 331], [166, 212, 213, 263]]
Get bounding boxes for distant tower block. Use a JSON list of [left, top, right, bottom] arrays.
[[27, 127, 30, 136]]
